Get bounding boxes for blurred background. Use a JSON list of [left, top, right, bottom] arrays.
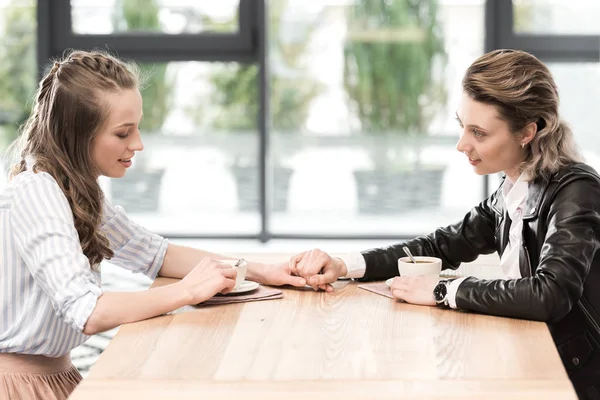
[[1, 0, 599, 240], [1, 0, 600, 375]]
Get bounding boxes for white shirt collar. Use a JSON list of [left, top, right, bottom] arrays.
[[502, 173, 529, 219]]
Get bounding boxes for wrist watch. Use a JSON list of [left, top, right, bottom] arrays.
[[433, 279, 452, 307]]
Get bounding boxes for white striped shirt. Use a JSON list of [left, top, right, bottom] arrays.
[[0, 170, 168, 357]]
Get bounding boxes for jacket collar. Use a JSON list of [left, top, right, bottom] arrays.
[[490, 165, 578, 220], [522, 178, 548, 220], [491, 175, 506, 215], [520, 164, 598, 220]]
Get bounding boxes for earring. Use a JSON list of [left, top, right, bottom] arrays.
[[521, 143, 525, 148]]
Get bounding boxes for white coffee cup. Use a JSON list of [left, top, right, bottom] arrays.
[[397, 256, 442, 277], [219, 259, 247, 289]]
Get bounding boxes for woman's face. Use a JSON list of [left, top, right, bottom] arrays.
[[91, 89, 144, 178], [455, 91, 527, 182]]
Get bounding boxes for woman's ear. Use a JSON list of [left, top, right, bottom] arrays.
[[520, 121, 537, 146]]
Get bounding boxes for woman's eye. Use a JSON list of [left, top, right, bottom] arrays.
[[116, 132, 129, 139]]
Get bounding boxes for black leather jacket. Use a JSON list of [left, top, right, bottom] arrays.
[[359, 163, 600, 393]]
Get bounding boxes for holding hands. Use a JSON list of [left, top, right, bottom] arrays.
[[179, 250, 441, 307], [287, 248, 440, 306], [288, 249, 348, 291]]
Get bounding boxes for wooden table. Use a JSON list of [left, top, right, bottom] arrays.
[[69, 253, 577, 399]]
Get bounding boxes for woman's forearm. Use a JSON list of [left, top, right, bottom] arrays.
[[82, 282, 189, 335], [156, 243, 275, 284], [158, 243, 236, 279]]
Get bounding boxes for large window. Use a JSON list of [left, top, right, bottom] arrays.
[[70, 0, 240, 34], [268, 1, 487, 235], [513, 0, 600, 35], [491, 0, 600, 184], [99, 62, 261, 236], [14, 0, 599, 240]]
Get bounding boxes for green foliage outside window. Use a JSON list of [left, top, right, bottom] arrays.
[[0, 0, 36, 150], [343, 0, 447, 135], [205, 0, 322, 132], [120, 0, 173, 134]]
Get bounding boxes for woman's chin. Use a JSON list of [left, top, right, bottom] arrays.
[[102, 170, 127, 179]]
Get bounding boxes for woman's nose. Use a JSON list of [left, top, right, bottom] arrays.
[[456, 131, 470, 153], [129, 132, 144, 152]]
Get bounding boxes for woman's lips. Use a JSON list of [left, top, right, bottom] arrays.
[[468, 157, 481, 166]]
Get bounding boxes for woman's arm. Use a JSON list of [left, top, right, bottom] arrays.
[[358, 192, 499, 282], [454, 177, 600, 322], [394, 177, 600, 322], [291, 189, 501, 287], [83, 258, 236, 335], [157, 243, 306, 287], [83, 283, 188, 335], [10, 174, 238, 335], [101, 201, 304, 286], [158, 243, 234, 278]]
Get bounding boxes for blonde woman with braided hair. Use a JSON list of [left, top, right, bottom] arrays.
[[0, 50, 307, 399], [290, 50, 600, 398]]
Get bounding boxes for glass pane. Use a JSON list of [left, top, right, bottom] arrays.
[[0, 0, 37, 190], [266, 0, 486, 235], [70, 0, 240, 35], [548, 63, 600, 170], [513, 0, 600, 35], [97, 61, 260, 235]]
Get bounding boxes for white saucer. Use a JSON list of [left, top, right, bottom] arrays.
[[385, 278, 394, 288], [227, 281, 259, 294]]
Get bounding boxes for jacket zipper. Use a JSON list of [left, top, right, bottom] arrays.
[[578, 298, 600, 339]]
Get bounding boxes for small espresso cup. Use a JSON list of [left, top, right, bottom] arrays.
[[219, 259, 248, 289], [397, 256, 442, 277]]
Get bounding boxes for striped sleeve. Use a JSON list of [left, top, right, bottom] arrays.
[[9, 173, 101, 333], [101, 198, 168, 280]]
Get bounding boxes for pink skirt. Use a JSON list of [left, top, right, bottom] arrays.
[[0, 353, 82, 400]]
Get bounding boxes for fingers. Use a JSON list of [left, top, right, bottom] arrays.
[[390, 277, 412, 301], [308, 267, 338, 288], [289, 251, 307, 276], [390, 276, 409, 290], [200, 260, 236, 293], [389, 275, 439, 306], [392, 288, 409, 301], [296, 249, 329, 280], [217, 261, 236, 269], [219, 276, 236, 294], [221, 266, 237, 280], [284, 274, 307, 287]]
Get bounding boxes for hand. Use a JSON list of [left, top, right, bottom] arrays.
[[289, 249, 347, 292], [252, 262, 307, 288], [178, 258, 237, 304], [389, 275, 439, 306]]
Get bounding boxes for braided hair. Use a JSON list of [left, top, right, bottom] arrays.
[[9, 50, 140, 267]]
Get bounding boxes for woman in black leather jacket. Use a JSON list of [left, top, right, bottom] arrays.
[[289, 49, 600, 398]]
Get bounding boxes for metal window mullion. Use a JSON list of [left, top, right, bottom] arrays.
[[491, 0, 600, 62], [47, 0, 256, 57], [256, 0, 270, 243]]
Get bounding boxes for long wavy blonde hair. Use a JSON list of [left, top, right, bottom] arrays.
[[462, 49, 583, 180], [9, 49, 140, 267]]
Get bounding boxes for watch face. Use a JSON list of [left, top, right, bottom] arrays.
[[433, 282, 448, 302]]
